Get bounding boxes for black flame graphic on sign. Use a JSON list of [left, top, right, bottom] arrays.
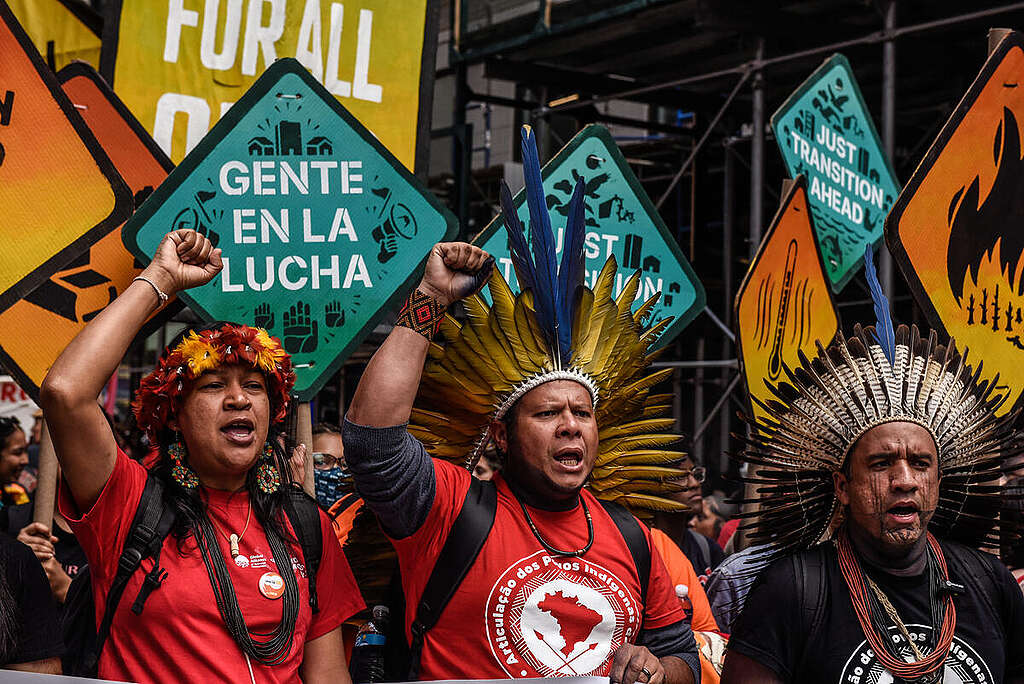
[[947, 107, 1024, 302]]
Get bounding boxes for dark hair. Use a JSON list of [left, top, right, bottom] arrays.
[[154, 322, 295, 548], [312, 422, 342, 437], [0, 417, 20, 450]]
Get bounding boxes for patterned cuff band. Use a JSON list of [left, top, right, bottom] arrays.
[[396, 289, 447, 339]]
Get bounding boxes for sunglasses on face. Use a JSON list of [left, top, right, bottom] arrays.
[[312, 452, 341, 470], [682, 466, 706, 484]]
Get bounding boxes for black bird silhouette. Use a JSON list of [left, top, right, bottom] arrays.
[[947, 107, 1024, 302]]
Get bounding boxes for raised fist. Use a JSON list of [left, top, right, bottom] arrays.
[[141, 229, 223, 296], [418, 243, 494, 306]]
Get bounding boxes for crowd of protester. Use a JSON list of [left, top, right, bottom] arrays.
[[0, 228, 1018, 683]]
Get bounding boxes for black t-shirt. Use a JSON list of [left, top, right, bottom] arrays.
[[0, 533, 63, 664], [679, 529, 725, 580], [729, 539, 1024, 684], [4, 502, 86, 580]]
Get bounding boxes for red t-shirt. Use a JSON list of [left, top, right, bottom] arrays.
[[59, 448, 364, 683], [394, 459, 685, 680]]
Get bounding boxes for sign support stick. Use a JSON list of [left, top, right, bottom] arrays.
[[32, 420, 57, 527], [296, 402, 314, 497]]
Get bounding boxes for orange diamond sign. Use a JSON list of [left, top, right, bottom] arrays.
[[736, 176, 840, 422], [887, 31, 1024, 412]]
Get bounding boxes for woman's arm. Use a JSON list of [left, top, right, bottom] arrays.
[[40, 230, 221, 512], [299, 626, 349, 684]]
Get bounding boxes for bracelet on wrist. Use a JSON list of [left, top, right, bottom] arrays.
[[133, 275, 169, 304], [395, 289, 447, 339]]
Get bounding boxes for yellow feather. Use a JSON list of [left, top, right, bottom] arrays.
[[613, 493, 690, 513]]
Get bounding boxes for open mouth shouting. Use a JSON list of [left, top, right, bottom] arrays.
[[220, 417, 256, 447], [885, 499, 921, 526], [553, 446, 585, 473]]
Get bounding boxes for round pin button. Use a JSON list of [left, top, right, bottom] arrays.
[[259, 572, 285, 599]]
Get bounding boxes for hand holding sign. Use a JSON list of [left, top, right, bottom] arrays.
[[418, 242, 494, 306], [143, 229, 222, 296]]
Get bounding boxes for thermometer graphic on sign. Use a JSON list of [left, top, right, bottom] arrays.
[[768, 239, 799, 381]]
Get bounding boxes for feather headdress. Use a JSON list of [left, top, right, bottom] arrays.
[[735, 254, 1023, 556], [409, 126, 689, 515], [133, 323, 295, 441]]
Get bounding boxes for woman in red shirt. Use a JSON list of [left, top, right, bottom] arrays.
[[41, 229, 363, 683]]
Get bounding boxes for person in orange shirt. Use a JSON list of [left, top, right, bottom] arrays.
[[649, 527, 717, 632]]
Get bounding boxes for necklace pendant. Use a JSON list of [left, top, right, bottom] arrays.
[[229, 533, 240, 558]]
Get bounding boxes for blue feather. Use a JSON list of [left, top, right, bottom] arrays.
[[499, 180, 535, 293], [556, 179, 586, 365], [863, 245, 895, 363], [520, 126, 558, 355]]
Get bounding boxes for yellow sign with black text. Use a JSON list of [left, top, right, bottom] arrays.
[[735, 177, 840, 422], [887, 31, 1024, 413], [7, 0, 101, 70], [102, 0, 433, 169]]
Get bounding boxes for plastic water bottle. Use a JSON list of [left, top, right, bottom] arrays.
[[675, 584, 693, 626], [351, 605, 389, 683]]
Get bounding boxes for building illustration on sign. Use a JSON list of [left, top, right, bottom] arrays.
[[122, 59, 457, 401], [476, 125, 704, 348], [772, 53, 900, 292]]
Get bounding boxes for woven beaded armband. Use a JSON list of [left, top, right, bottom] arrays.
[[396, 289, 447, 339]]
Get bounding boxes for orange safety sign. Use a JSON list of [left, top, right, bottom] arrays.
[[887, 30, 1024, 413], [735, 176, 840, 422], [0, 2, 130, 321], [0, 62, 174, 400]]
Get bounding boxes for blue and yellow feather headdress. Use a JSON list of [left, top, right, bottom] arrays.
[[409, 126, 690, 514]]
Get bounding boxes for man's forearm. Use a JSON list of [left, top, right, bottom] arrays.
[[347, 325, 430, 427], [662, 655, 695, 684]]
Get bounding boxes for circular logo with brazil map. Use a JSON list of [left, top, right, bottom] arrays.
[[839, 624, 993, 683], [485, 550, 640, 677]]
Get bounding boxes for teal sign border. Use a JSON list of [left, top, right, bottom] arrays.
[[121, 58, 458, 401], [473, 125, 705, 348], [771, 53, 899, 292]]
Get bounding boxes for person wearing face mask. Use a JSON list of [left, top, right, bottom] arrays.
[[312, 423, 350, 510]]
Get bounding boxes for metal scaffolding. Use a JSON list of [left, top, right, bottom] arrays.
[[432, 0, 1024, 487]]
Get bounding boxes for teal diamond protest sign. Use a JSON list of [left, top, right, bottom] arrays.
[[475, 125, 704, 348], [122, 59, 457, 401], [771, 53, 900, 291]]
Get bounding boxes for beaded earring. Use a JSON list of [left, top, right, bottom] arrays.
[[168, 437, 199, 490], [255, 442, 280, 494]]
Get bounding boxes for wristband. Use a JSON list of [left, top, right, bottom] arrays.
[[396, 289, 447, 339], [133, 276, 169, 304]]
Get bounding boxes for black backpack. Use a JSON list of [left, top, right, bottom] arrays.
[[379, 478, 651, 681], [62, 475, 324, 677]]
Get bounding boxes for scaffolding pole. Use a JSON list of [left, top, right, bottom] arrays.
[[880, 0, 897, 299], [749, 38, 765, 258]]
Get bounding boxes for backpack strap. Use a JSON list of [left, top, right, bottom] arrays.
[[792, 546, 828, 668], [92, 474, 175, 668], [283, 486, 324, 614], [598, 499, 651, 607], [407, 477, 497, 680]]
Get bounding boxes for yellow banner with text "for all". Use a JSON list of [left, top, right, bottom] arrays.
[[102, 0, 430, 169]]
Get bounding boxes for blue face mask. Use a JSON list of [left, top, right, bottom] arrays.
[[314, 467, 346, 508]]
